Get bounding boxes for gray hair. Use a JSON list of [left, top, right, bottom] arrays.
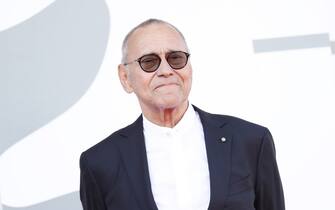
[[121, 18, 189, 64]]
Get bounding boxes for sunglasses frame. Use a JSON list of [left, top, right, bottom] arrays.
[[124, 51, 190, 73]]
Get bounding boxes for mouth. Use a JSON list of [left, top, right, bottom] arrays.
[[155, 83, 179, 89]]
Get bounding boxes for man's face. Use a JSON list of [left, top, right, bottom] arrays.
[[119, 23, 192, 112]]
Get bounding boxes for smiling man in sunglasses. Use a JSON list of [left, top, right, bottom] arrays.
[[79, 19, 285, 210]]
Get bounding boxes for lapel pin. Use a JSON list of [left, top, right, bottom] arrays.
[[220, 137, 226, 142]]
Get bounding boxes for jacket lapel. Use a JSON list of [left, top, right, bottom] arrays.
[[116, 106, 232, 210], [194, 105, 233, 210], [116, 115, 158, 210]]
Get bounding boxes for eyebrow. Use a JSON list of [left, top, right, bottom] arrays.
[[139, 49, 185, 57]]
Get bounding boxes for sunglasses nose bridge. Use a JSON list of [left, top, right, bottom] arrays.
[[155, 56, 174, 74]]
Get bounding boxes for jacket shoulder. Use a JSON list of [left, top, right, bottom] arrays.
[[219, 114, 268, 135], [194, 105, 269, 136], [80, 115, 142, 170]]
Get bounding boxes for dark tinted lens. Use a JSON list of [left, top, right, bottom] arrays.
[[167, 51, 188, 69], [139, 54, 161, 72]]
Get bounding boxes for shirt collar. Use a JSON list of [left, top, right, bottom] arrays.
[[143, 103, 198, 136]]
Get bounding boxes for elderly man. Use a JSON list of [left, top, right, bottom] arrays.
[[79, 19, 285, 210]]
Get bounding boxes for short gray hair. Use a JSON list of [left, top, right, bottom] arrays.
[[121, 18, 188, 64]]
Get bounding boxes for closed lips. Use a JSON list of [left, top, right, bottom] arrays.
[[155, 83, 179, 89]]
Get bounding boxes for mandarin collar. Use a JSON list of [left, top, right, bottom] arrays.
[[142, 103, 198, 136]]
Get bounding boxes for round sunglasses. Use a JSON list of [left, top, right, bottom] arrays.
[[123, 51, 190, 73]]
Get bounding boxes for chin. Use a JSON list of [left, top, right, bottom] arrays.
[[155, 97, 186, 110]]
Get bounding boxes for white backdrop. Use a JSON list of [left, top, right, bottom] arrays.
[[0, 0, 335, 209]]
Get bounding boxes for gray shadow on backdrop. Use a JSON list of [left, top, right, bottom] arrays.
[[3, 192, 81, 210], [0, 0, 109, 155], [253, 33, 333, 53], [0, 0, 109, 209]]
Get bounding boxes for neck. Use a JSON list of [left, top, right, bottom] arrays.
[[141, 101, 189, 128]]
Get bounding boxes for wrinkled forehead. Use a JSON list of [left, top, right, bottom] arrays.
[[126, 23, 188, 59]]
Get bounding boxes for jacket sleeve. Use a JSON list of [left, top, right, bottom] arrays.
[[80, 152, 107, 210], [254, 129, 285, 210]]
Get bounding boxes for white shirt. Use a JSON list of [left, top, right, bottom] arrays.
[[143, 105, 210, 210]]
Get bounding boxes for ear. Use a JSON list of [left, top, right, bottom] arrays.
[[118, 64, 134, 93]]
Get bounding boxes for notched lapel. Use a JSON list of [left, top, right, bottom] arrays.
[[116, 115, 158, 210], [194, 106, 233, 210]]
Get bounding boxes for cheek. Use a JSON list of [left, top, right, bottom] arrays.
[[128, 71, 141, 87], [129, 72, 154, 93], [183, 70, 193, 90]]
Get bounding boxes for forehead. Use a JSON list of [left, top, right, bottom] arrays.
[[127, 23, 188, 58]]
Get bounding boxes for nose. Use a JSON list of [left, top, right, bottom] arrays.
[[156, 57, 174, 77]]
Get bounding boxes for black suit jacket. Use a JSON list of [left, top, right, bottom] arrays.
[[80, 105, 285, 210]]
